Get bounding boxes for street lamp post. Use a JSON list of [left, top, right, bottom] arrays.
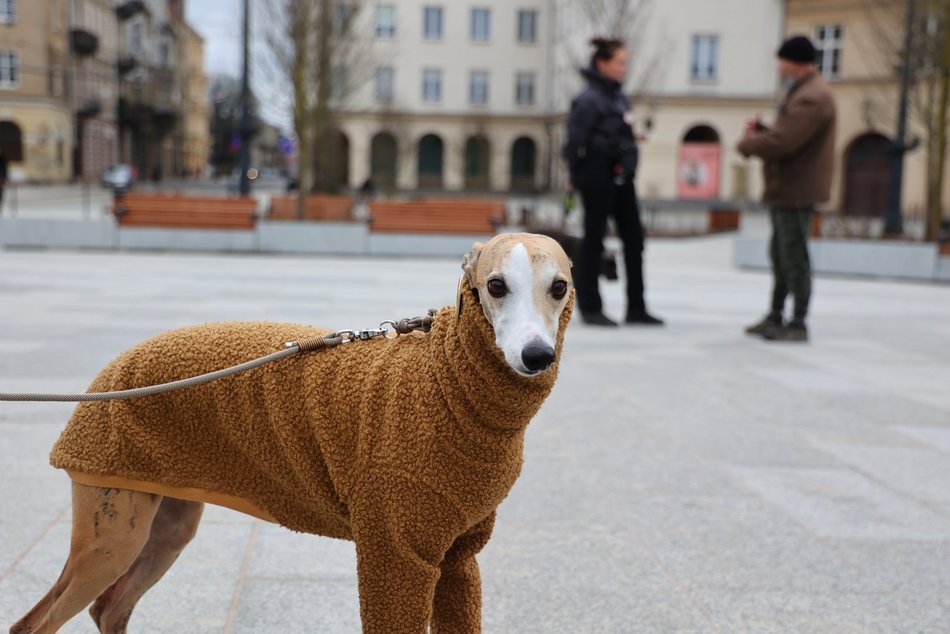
[[238, 0, 252, 197], [885, 0, 918, 237]]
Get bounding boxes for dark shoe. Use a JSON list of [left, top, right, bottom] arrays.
[[625, 311, 664, 326], [763, 322, 808, 342], [581, 312, 619, 327], [745, 314, 783, 336]]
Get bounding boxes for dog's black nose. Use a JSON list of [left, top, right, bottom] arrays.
[[522, 341, 556, 373]]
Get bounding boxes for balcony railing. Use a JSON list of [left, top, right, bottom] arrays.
[[115, 0, 147, 20], [77, 99, 102, 118], [70, 28, 100, 56]]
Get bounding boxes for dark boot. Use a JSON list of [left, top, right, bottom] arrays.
[[763, 320, 808, 342], [581, 312, 619, 327], [745, 313, 783, 336], [625, 311, 664, 326]]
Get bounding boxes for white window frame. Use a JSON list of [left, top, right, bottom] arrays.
[[0, 0, 15, 24], [423, 5, 443, 41], [375, 66, 394, 102], [0, 50, 19, 89], [517, 9, 537, 44], [331, 65, 348, 101], [815, 24, 843, 80], [469, 70, 489, 105], [690, 34, 719, 83], [515, 71, 535, 106], [131, 21, 143, 56], [375, 4, 396, 39], [422, 67, 442, 103], [470, 7, 491, 42]]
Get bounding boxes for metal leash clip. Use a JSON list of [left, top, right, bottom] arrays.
[[332, 327, 389, 344]]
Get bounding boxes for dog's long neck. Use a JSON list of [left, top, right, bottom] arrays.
[[429, 282, 571, 441]]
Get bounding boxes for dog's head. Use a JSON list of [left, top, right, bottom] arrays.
[[462, 233, 573, 377]]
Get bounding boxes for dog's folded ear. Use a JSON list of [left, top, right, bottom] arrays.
[[462, 242, 483, 289]]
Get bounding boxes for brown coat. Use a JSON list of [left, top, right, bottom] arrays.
[[737, 71, 837, 206], [50, 280, 574, 633]]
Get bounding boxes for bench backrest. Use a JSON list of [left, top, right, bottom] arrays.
[[268, 194, 354, 222], [368, 198, 505, 235], [115, 194, 258, 230]]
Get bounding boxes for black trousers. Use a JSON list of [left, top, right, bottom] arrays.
[[577, 180, 646, 316], [769, 206, 813, 322]]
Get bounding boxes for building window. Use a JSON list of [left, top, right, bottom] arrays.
[[690, 35, 719, 82], [375, 4, 396, 39], [815, 25, 843, 80], [131, 21, 143, 56], [332, 65, 348, 101], [515, 71, 535, 106], [0, 50, 18, 88], [159, 40, 171, 69], [471, 8, 490, 42], [50, 65, 63, 96], [334, 3, 356, 35], [469, 70, 489, 105], [0, 0, 15, 24], [517, 9, 537, 43], [375, 66, 394, 102], [423, 6, 443, 40], [422, 68, 442, 103]]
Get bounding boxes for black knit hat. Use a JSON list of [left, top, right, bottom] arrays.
[[777, 35, 817, 63]]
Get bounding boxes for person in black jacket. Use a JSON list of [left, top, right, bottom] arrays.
[[563, 38, 663, 327], [0, 147, 8, 212]]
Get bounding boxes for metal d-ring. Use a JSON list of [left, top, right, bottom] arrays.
[[379, 321, 400, 339]]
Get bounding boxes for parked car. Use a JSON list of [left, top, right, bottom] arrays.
[[101, 164, 134, 190]]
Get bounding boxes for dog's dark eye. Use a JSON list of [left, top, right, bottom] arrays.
[[486, 278, 508, 298], [551, 280, 568, 299]]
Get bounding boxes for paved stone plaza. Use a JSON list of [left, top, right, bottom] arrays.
[[0, 236, 948, 633]]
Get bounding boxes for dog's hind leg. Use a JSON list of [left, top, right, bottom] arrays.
[[89, 497, 204, 634], [10, 484, 161, 634]]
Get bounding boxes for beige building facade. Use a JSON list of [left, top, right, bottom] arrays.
[[332, 0, 785, 202], [174, 15, 210, 176], [786, 0, 947, 223], [72, 0, 120, 181], [0, 0, 73, 182]]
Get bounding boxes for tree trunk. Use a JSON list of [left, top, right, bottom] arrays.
[[928, 0, 950, 241]]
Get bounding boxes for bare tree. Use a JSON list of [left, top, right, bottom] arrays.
[[265, 0, 374, 218], [557, 0, 664, 106], [862, 0, 949, 240]]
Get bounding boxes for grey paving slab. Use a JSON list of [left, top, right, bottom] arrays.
[[1, 236, 949, 632]]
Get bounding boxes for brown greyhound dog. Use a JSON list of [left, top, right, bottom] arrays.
[[11, 233, 574, 633]]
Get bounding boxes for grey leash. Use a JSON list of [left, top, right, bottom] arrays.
[[0, 311, 437, 403]]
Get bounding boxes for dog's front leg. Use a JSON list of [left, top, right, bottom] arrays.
[[350, 470, 461, 634], [431, 512, 495, 634]]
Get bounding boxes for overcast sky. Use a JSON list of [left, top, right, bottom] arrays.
[[186, 0, 290, 129]]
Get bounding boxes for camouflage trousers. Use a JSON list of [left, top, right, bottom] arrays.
[[769, 206, 813, 322]]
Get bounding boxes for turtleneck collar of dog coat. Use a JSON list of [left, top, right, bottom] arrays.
[[50, 278, 573, 537]]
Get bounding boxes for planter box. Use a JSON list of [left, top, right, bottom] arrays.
[[735, 235, 949, 283]]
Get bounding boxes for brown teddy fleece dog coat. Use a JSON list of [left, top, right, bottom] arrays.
[[51, 276, 574, 633]]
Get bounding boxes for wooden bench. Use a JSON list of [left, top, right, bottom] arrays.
[[114, 194, 257, 230], [268, 194, 354, 222], [368, 198, 505, 235]]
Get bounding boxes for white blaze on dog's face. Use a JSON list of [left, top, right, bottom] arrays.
[[463, 233, 573, 377]]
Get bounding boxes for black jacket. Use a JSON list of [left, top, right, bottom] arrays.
[[563, 67, 639, 188]]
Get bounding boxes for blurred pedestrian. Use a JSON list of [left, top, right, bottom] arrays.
[[738, 35, 836, 342], [0, 147, 8, 212], [563, 37, 663, 327]]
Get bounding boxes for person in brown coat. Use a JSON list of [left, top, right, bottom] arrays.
[[737, 35, 837, 342]]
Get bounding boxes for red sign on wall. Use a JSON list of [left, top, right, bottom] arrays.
[[677, 143, 721, 199]]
